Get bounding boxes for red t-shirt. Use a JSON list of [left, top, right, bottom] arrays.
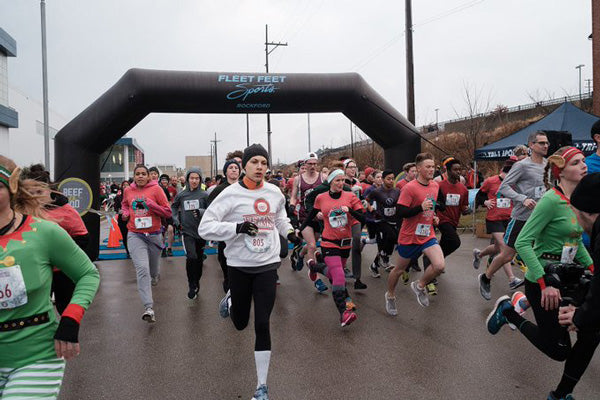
[[479, 175, 513, 221], [45, 204, 88, 237], [397, 179, 439, 245], [396, 179, 409, 190], [437, 179, 469, 227], [167, 186, 178, 201], [314, 191, 363, 249]]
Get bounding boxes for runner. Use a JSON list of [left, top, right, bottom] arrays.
[[385, 152, 445, 311], [361, 170, 381, 248], [396, 162, 417, 190], [289, 153, 323, 272], [486, 146, 598, 400], [23, 164, 91, 314], [171, 167, 208, 300], [114, 180, 131, 258], [159, 173, 176, 257], [0, 155, 99, 399], [422, 157, 470, 295], [434, 156, 467, 185], [473, 158, 524, 289], [366, 170, 400, 278], [121, 164, 172, 323], [342, 158, 367, 289], [300, 168, 364, 326], [208, 159, 242, 293], [478, 131, 548, 300], [198, 144, 300, 400]]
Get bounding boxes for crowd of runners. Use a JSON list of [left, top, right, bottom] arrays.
[[1, 119, 600, 399]]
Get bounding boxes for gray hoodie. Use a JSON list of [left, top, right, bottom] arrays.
[[171, 167, 208, 239]]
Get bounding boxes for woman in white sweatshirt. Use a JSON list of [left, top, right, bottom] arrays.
[[198, 144, 300, 400]]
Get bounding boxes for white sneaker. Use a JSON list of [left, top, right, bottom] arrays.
[[385, 292, 397, 316], [142, 307, 156, 323], [411, 281, 430, 307], [151, 274, 160, 286]]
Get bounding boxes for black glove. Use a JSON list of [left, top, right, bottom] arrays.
[[287, 231, 302, 246], [53, 316, 79, 343], [236, 222, 258, 236]]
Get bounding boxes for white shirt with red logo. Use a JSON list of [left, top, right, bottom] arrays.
[[198, 182, 293, 267]]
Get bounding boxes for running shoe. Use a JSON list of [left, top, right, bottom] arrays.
[[508, 291, 529, 330], [426, 282, 437, 296], [187, 285, 199, 300], [290, 243, 302, 270], [314, 279, 328, 293], [151, 274, 160, 286], [401, 270, 410, 285], [512, 254, 527, 273], [486, 295, 511, 334], [508, 277, 525, 290], [478, 273, 491, 300], [511, 291, 529, 315], [344, 268, 354, 279], [354, 279, 367, 290], [380, 254, 389, 270], [341, 310, 357, 327], [219, 290, 231, 318], [295, 255, 305, 272], [307, 260, 318, 281], [142, 307, 156, 323], [385, 264, 395, 273], [369, 260, 381, 278], [345, 297, 357, 311], [472, 248, 482, 269], [411, 281, 430, 307], [251, 384, 269, 400], [385, 292, 397, 316], [547, 391, 575, 400]]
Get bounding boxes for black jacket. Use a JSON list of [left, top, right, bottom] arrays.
[[573, 216, 600, 332]]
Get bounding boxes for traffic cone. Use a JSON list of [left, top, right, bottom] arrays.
[[107, 216, 122, 248]]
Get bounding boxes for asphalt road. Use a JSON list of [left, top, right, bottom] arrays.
[[59, 234, 599, 400]]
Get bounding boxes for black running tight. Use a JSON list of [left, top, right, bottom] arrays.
[[228, 266, 278, 352], [504, 280, 600, 394]]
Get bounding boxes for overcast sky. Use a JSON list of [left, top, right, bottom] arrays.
[[0, 0, 594, 168]]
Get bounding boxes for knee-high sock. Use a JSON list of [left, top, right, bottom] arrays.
[[332, 288, 347, 315], [255, 350, 271, 388]]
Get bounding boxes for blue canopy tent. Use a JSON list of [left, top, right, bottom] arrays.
[[474, 102, 599, 160]]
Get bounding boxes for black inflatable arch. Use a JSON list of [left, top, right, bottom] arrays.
[[55, 68, 419, 260]]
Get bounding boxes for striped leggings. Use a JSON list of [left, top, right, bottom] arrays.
[[0, 358, 66, 399]]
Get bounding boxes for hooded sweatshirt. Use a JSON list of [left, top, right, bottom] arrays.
[[122, 179, 171, 233], [171, 167, 208, 239]]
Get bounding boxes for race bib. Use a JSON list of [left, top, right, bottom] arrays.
[[134, 217, 153, 229], [415, 223, 431, 236], [561, 245, 578, 264], [446, 194, 460, 206], [244, 232, 272, 253], [383, 207, 396, 217], [497, 198, 511, 209], [329, 212, 348, 229], [0, 265, 28, 310], [534, 186, 546, 199], [183, 199, 200, 211]]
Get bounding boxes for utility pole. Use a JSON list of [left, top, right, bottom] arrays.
[[585, 79, 592, 96], [576, 64, 585, 104], [265, 24, 288, 165], [405, 0, 415, 125], [307, 113, 311, 152], [210, 132, 221, 177], [40, 0, 50, 169], [435, 108, 439, 127]]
